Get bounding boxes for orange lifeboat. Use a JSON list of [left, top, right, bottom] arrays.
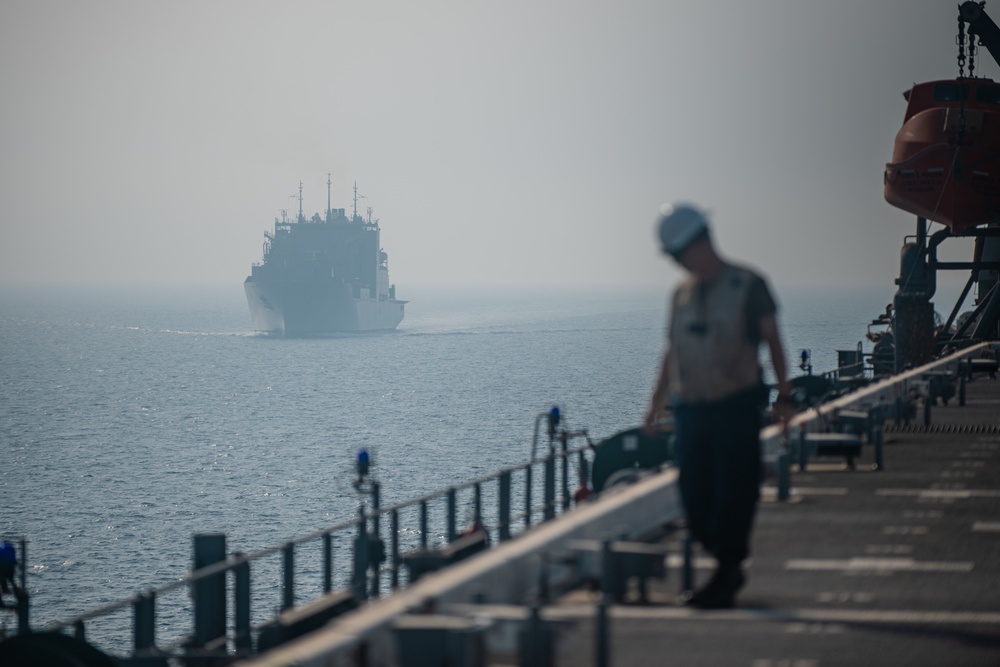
[[884, 78, 1000, 230]]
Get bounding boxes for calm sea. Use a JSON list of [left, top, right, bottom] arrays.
[[0, 281, 890, 648]]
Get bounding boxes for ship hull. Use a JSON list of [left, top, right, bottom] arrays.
[[244, 277, 405, 335]]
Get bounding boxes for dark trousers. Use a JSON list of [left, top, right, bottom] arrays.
[[674, 388, 762, 568]]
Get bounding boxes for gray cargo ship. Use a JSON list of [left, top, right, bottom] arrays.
[[244, 178, 405, 335]]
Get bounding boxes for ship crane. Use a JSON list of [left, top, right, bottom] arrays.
[[882, 1, 1000, 371]]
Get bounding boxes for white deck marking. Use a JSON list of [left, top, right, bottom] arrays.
[[784, 557, 973, 573], [881, 525, 929, 535], [876, 488, 1000, 499], [973, 521, 1000, 532], [665, 555, 716, 569], [761, 486, 848, 497], [816, 591, 874, 603], [864, 544, 913, 555], [529, 604, 1000, 626]]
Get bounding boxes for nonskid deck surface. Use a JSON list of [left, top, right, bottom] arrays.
[[547, 376, 1000, 667], [237, 374, 1000, 667]]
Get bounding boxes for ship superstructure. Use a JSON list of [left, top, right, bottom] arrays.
[[244, 178, 405, 335]]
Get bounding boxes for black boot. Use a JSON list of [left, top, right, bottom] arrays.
[[685, 565, 745, 609]]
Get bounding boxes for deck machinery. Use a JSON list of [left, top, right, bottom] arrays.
[[883, 1, 1000, 371]]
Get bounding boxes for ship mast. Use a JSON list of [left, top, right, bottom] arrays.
[[326, 173, 332, 223], [353, 181, 358, 221], [297, 180, 304, 223]]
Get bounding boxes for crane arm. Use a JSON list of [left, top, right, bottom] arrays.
[[961, 1, 1000, 68]]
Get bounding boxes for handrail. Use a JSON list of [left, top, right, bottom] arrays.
[[42, 437, 596, 659]]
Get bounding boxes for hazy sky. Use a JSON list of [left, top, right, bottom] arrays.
[[1, 1, 993, 293]]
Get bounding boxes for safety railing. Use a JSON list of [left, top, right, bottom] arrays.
[[40, 416, 596, 661]]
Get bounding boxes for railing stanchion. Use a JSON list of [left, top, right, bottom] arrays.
[[447, 488, 457, 542], [17, 537, 29, 635], [544, 453, 556, 521], [474, 482, 482, 527], [371, 481, 381, 598], [353, 507, 369, 602], [560, 433, 570, 512], [525, 465, 533, 528], [390, 509, 400, 589], [322, 533, 333, 594], [191, 533, 226, 651], [499, 471, 511, 542], [133, 590, 156, 655], [420, 501, 429, 550], [282, 542, 295, 611], [234, 556, 251, 653]]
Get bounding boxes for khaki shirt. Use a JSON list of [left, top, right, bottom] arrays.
[[667, 263, 769, 403]]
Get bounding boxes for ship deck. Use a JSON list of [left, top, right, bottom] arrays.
[[512, 373, 1000, 666], [239, 361, 999, 667]]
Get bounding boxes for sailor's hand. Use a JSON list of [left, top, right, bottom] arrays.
[[643, 407, 658, 436], [772, 395, 795, 434]]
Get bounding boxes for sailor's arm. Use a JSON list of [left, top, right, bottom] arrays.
[[760, 313, 793, 424], [644, 345, 673, 434]]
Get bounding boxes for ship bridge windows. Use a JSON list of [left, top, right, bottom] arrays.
[[931, 82, 1000, 104], [933, 83, 969, 101], [976, 85, 1000, 105]]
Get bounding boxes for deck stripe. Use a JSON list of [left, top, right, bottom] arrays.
[[973, 521, 1000, 532], [784, 557, 973, 573], [876, 488, 1000, 499], [520, 604, 1000, 626]]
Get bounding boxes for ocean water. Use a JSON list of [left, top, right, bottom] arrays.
[[0, 281, 891, 648]]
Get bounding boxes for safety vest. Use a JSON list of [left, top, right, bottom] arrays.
[[667, 263, 763, 403]]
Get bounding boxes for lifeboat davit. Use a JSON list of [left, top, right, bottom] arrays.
[[884, 78, 1000, 230]]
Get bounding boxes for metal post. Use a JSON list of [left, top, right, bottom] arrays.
[[923, 391, 932, 427], [447, 488, 457, 542], [133, 591, 155, 655], [282, 542, 295, 611], [371, 482, 381, 598], [798, 432, 809, 472], [525, 466, 533, 528], [682, 533, 694, 594], [354, 507, 368, 602], [419, 501, 429, 550], [322, 533, 333, 594], [544, 454, 556, 521], [474, 482, 482, 526], [192, 533, 227, 649], [499, 471, 511, 542], [875, 424, 885, 471], [596, 596, 609, 667], [560, 433, 570, 512], [17, 537, 28, 635], [523, 604, 552, 667], [870, 406, 885, 471], [959, 373, 967, 407], [390, 510, 400, 589], [234, 556, 251, 653], [596, 540, 612, 667], [777, 452, 791, 502]]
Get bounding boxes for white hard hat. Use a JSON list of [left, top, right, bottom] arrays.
[[657, 203, 710, 258]]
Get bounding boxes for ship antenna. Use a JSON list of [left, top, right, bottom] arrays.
[[353, 181, 358, 221], [327, 173, 332, 223], [298, 180, 304, 223]]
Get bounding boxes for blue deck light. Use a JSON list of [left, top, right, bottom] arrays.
[[357, 448, 370, 479], [547, 406, 561, 440]]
